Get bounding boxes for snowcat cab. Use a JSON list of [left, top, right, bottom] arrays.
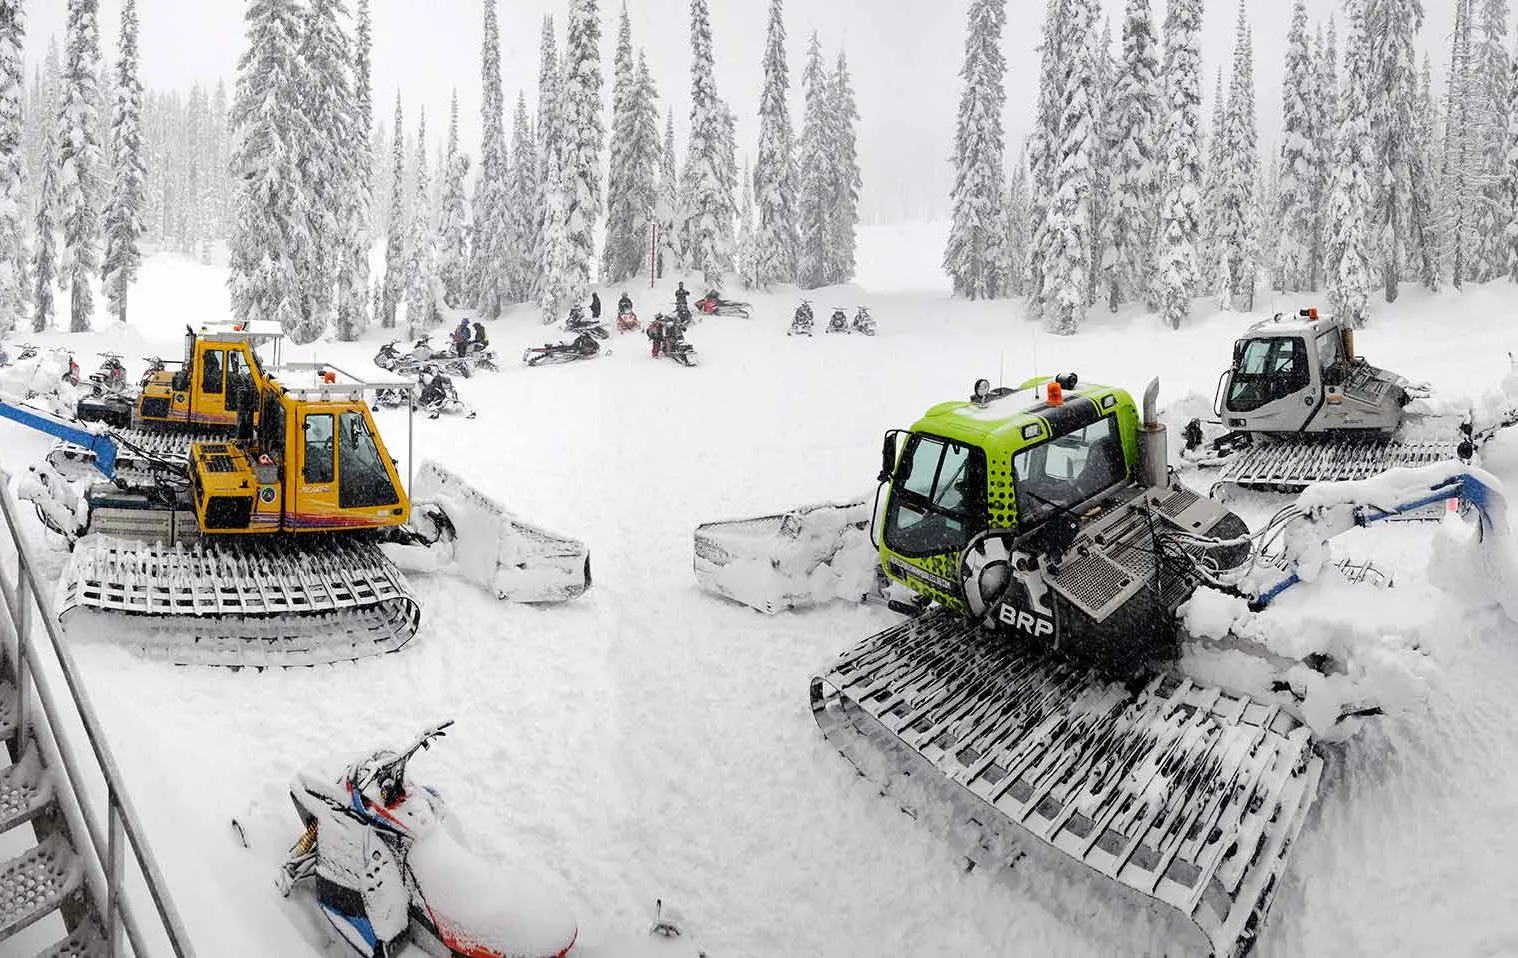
[[1216, 308, 1410, 436], [135, 322, 280, 429], [876, 374, 1248, 669]]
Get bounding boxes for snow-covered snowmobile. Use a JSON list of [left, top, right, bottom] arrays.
[[694, 290, 751, 318], [691, 372, 1518, 958], [86, 353, 128, 395], [825, 308, 849, 334], [373, 339, 413, 373], [277, 721, 708, 958], [647, 314, 698, 367], [408, 336, 473, 379], [416, 369, 476, 419], [75, 353, 138, 428], [564, 303, 604, 333], [0, 341, 37, 367], [617, 309, 641, 334], [788, 302, 814, 337], [851, 306, 877, 336], [524, 329, 610, 367], [461, 340, 500, 372]]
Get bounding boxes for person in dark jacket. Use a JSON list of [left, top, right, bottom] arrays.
[[674, 282, 689, 312], [472, 322, 489, 350], [617, 292, 633, 315], [590, 292, 602, 319]]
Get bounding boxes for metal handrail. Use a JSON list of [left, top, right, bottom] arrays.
[[0, 475, 195, 957]]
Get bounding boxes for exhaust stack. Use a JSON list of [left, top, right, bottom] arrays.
[[1138, 378, 1168, 488]]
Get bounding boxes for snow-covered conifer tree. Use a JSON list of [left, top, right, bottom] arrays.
[[403, 110, 439, 334], [795, 35, 831, 289], [1005, 158, 1030, 298], [1324, 0, 1375, 327], [1026, 0, 1069, 310], [102, 0, 144, 325], [680, 0, 737, 286], [378, 95, 405, 328], [336, 0, 372, 340], [943, 0, 1007, 300], [1274, 0, 1316, 292], [735, 155, 756, 288], [1311, 18, 1338, 291], [505, 94, 538, 301], [1414, 53, 1443, 291], [1503, 53, 1518, 280], [1471, 0, 1511, 281], [1445, 0, 1475, 287], [603, 7, 655, 285], [1215, 3, 1258, 311], [826, 50, 860, 286], [561, 0, 603, 299], [472, 0, 509, 316], [228, 0, 311, 334], [1038, 0, 1097, 333], [1099, 0, 1160, 311], [752, 0, 796, 289], [655, 109, 680, 276], [58, 0, 103, 332], [532, 15, 561, 303], [1199, 68, 1226, 298], [0, 0, 28, 335], [1086, 18, 1114, 308], [31, 126, 57, 331], [1367, 0, 1430, 302], [437, 93, 470, 310], [1154, 0, 1203, 327]]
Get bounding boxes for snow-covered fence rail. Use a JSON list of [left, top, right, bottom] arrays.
[[0, 476, 195, 957]]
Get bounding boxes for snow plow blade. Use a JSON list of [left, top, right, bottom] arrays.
[[812, 609, 1321, 958], [56, 534, 421, 667], [692, 498, 878, 613], [407, 460, 590, 603]]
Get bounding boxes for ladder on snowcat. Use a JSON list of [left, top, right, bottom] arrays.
[[0, 470, 195, 956]]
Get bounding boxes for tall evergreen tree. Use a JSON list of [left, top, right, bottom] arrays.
[[1471, 0, 1511, 280], [680, 0, 736, 286], [505, 93, 538, 302], [1324, 0, 1375, 327], [1445, 0, 1475, 287], [1038, 0, 1097, 333], [752, 0, 796, 288], [337, 0, 373, 340], [735, 154, 756, 287], [32, 124, 57, 331], [0, 0, 27, 335], [1215, 4, 1258, 311], [102, 0, 144, 324], [472, 0, 509, 316], [655, 109, 680, 276], [1004, 157, 1030, 297], [1503, 48, 1518, 280], [943, 0, 1007, 300], [561, 0, 603, 299], [795, 34, 832, 288], [403, 110, 439, 333], [1086, 18, 1114, 308], [1199, 68, 1226, 298], [228, 0, 310, 334], [1274, 0, 1317, 292], [378, 95, 405, 328], [1367, 0, 1429, 302], [437, 93, 471, 310], [826, 50, 861, 285], [58, 0, 104, 332], [1154, 0, 1203, 327], [1311, 18, 1338, 291], [602, 7, 653, 284], [1414, 53, 1444, 290], [1099, 0, 1160, 311], [1027, 0, 1070, 309], [533, 15, 561, 302]]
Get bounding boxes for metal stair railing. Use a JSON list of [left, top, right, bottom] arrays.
[[0, 473, 196, 958]]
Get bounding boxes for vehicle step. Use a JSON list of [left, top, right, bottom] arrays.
[[35, 918, 106, 958], [0, 834, 85, 941], [0, 744, 53, 835]]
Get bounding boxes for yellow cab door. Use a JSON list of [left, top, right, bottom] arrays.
[[192, 345, 235, 428], [293, 404, 407, 531], [295, 406, 340, 530]]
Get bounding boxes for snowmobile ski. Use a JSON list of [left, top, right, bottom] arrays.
[[811, 607, 1321, 958]]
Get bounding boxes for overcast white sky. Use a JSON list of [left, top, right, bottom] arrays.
[[24, 0, 1461, 223]]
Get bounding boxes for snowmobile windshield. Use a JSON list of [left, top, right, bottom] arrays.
[[884, 434, 986, 558], [1226, 336, 1310, 412], [1012, 414, 1126, 527]]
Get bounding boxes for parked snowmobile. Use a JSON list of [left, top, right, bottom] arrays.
[[524, 329, 610, 367], [373, 339, 413, 373], [1, 364, 591, 667], [565, 303, 601, 332], [618, 309, 641, 334], [75, 353, 138, 427], [690, 372, 1517, 958], [276, 721, 707, 958], [0, 341, 38, 366], [409, 335, 473, 379], [851, 306, 877, 336], [86, 353, 128, 395], [416, 369, 476, 419], [788, 302, 814, 337], [137, 355, 167, 388], [648, 314, 697, 367], [1183, 307, 1518, 501], [694, 290, 751, 318], [825, 309, 849, 334]]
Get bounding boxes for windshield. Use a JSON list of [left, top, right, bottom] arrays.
[[1013, 415, 1126, 526], [883, 434, 984, 558], [1226, 336, 1310, 412]]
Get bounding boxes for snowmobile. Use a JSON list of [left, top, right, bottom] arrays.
[[647, 314, 698, 367], [75, 353, 138, 428], [689, 371, 1518, 958], [275, 721, 707, 958], [86, 353, 129, 396], [825, 309, 850, 334], [1183, 307, 1518, 502], [851, 306, 877, 336], [461, 339, 500, 373], [524, 329, 610, 367], [409, 336, 473, 379], [694, 290, 751, 318], [564, 303, 603, 333], [617, 309, 641, 334], [0, 363, 592, 667], [138, 355, 167, 388], [373, 339, 413, 373], [0, 341, 37, 367], [788, 302, 814, 337], [415, 369, 476, 420]]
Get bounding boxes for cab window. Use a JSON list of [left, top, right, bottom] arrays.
[[226, 351, 248, 408], [883, 434, 985, 558], [337, 411, 399, 508], [302, 413, 334, 484], [1013, 415, 1126, 526], [201, 349, 224, 394], [1316, 330, 1346, 382], [1226, 336, 1309, 412]]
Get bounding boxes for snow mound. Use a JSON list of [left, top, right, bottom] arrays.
[[0, 351, 87, 418], [694, 498, 878, 613]]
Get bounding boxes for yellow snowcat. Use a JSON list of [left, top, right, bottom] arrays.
[[2, 363, 589, 666], [691, 373, 1514, 957]]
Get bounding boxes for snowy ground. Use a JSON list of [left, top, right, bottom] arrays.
[[5, 229, 1518, 956]]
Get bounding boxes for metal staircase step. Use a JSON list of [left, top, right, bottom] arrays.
[[0, 744, 53, 835], [0, 834, 84, 940], [36, 919, 107, 958]]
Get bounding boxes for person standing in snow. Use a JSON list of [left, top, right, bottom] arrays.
[[617, 292, 633, 315], [589, 292, 602, 320], [472, 321, 489, 351], [674, 282, 689, 313], [451, 318, 470, 357]]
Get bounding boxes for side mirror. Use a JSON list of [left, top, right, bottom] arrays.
[[878, 431, 900, 484]]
